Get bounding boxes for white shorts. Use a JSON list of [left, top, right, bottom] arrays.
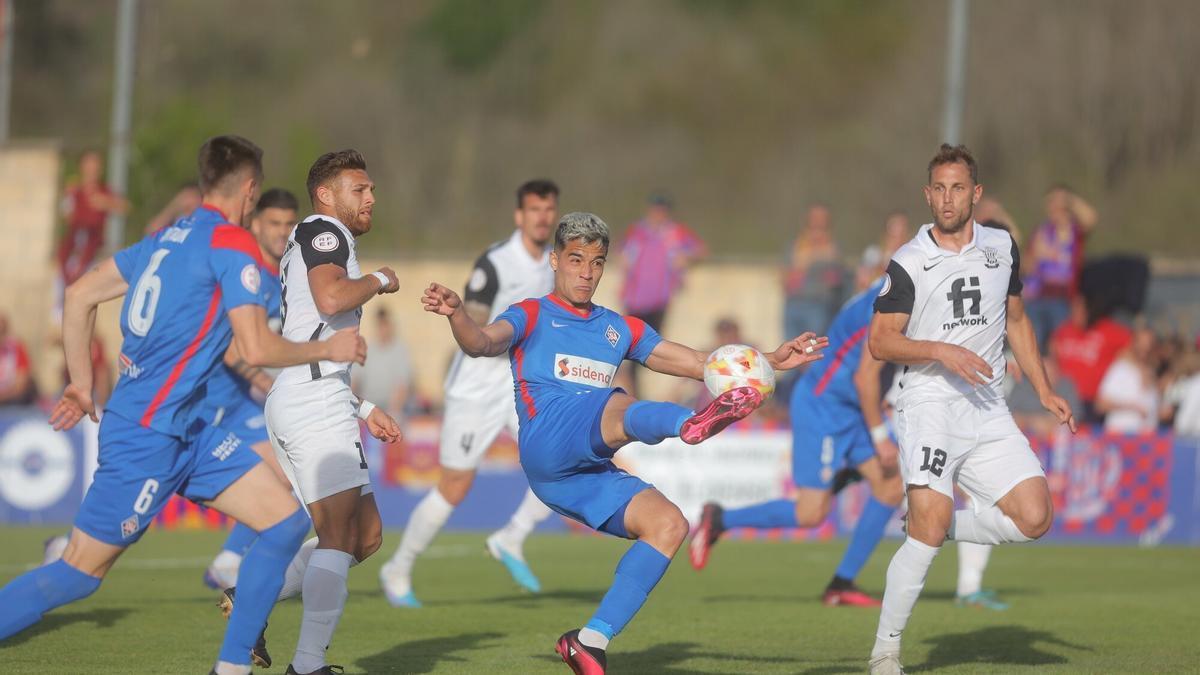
[[438, 394, 519, 472], [895, 397, 1044, 510], [265, 373, 372, 504]]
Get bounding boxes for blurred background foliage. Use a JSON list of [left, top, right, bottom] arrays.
[[10, 0, 1199, 258]]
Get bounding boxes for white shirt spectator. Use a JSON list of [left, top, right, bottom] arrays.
[[1164, 373, 1200, 437], [1097, 359, 1158, 434]]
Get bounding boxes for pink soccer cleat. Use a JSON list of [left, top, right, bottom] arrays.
[[680, 386, 764, 445]]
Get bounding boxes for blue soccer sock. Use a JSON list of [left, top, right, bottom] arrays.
[[0, 559, 102, 640], [221, 522, 259, 555], [623, 401, 692, 445], [834, 495, 896, 582], [218, 508, 309, 665], [585, 540, 671, 641], [721, 499, 799, 530]]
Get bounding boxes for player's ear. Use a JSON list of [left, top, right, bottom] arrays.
[[973, 184, 983, 204], [549, 249, 559, 271], [316, 184, 334, 208]]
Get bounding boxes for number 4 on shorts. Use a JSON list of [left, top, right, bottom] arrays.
[[920, 446, 947, 477]]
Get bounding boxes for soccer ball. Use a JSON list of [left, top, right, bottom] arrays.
[[703, 344, 775, 398]]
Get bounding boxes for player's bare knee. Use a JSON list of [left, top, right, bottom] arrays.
[[658, 510, 690, 551], [872, 478, 905, 508], [1014, 501, 1053, 540], [437, 472, 474, 506], [794, 502, 828, 529], [357, 527, 383, 561]]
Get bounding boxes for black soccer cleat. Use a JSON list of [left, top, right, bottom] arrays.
[[284, 665, 344, 675], [217, 586, 272, 668], [555, 630, 606, 674]]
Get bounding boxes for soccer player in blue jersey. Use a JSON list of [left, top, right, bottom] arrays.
[[689, 277, 906, 606], [421, 212, 828, 674], [203, 187, 300, 591], [0, 136, 365, 675]]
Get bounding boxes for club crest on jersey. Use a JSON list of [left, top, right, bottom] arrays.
[[312, 231, 340, 252], [605, 324, 620, 348], [554, 353, 617, 387], [982, 246, 1000, 269], [240, 264, 261, 293], [120, 515, 139, 539], [879, 274, 892, 297]]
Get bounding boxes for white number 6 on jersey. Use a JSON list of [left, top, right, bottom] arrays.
[[128, 249, 170, 336]]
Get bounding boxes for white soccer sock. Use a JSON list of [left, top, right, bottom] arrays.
[[578, 627, 610, 650], [213, 661, 251, 675], [949, 506, 1032, 545], [210, 550, 243, 585], [277, 537, 320, 602], [956, 541, 992, 597], [873, 537, 940, 657], [381, 488, 454, 584], [494, 488, 553, 550], [292, 549, 353, 673]]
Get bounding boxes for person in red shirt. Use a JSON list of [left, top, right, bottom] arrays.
[[58, 151, 129, 285], [1050, 295, 1131, 424], [0, 313, 35, 406]]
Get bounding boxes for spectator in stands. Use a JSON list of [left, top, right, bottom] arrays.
[[783, 203, 847, 338], [974, 196, 1022, 242], [1051, 296, 1131, 425], [1096, 326, 1165, 434], [618, 192, 706, 333], [1023, 185, 1098, 351], [355, 307, 413, 419], [0, 313, 35, 406], [144, 183, 202, 234], [58, 150, 128, 285], [857, 212, 910, 290], [1163, 351, 1200, 437]]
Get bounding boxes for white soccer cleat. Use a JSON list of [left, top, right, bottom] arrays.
[[485, 532, 541, 593], [379, 563, 422, 608], [41, 534, 69, 566], [869, 652, 905, 675]]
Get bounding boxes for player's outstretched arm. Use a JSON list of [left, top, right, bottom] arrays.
[[422, 282, 514, 358], [228, 304, 366, 368], [644, 340, 707, 380], [51, 259, 130, 430], [1006, 295, 1077, 432], [869, 311, 993, 386], [852, 340, 898, 471], [309, 263, 399, 316]]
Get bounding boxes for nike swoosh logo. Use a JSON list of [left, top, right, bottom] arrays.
[[889, 632, 902, 638], [551, 320, 568, 328], [923, 261, 942, 271]]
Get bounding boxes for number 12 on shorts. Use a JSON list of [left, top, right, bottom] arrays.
[[920, 446, 947, 477], [355, 441, 368, 470]]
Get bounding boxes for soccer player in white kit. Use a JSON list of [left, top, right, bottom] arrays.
[[867, 145, 1076, 675], [380, 179, 559, 607], [263, 149, 402, 675]]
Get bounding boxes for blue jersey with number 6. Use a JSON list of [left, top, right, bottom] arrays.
[[107, 205, 267, 439]]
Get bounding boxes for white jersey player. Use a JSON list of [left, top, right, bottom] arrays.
[[379, 179, 559, 607], [867, 145, 1076, 675], [262, 150, 403, 675]]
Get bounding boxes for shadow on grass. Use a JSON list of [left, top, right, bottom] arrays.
[[922, 587, 1042, 602], [914, 625, 1091, 671], [536, 640, 809, 673], [353, 587, 605, 608], [0, 607, 133, 647], [356, 631, 503, 673]]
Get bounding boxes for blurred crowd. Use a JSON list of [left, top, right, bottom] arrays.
[[6, 152, 1197, 439]]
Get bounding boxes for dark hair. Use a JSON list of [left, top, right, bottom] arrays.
[[197, 135, 264, 194], [306, 149, 367, 202], [516, 179, 559, 208], [927, 143, 978, 185], [256, 187, 299, 214]]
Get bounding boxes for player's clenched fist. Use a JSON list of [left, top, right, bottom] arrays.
[[326, 327, 368, 364], [422, 282, 462, 316], [934, 342, 993, 386], [375, 267, 400, 294]]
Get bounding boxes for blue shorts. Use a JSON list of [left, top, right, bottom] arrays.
[[521, 388, 651, 536], [791, 391, 875, 490], [74, 411, 261, 546], [214, 400, 269, 446]]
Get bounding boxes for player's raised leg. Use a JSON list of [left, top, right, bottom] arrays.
[[0, 528, 113, 641]]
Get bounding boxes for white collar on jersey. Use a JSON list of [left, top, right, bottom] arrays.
[[919, 220, 979, 258], [301, 213, 354, 238], [508, 229, 551, 265]]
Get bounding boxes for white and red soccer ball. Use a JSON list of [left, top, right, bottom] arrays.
[[703, 344, 775, 398]]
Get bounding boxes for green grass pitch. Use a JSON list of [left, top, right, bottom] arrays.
[[0, 527, 1194, 673]]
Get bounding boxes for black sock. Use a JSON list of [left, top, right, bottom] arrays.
[[828, 575, 855, 591]]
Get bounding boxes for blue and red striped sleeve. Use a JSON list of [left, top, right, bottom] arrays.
[[210, 224, 268, 311], [623, 314, 663, 365], [497, 298, 540, 349]]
